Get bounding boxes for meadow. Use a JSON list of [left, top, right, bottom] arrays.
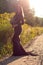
[[0, 13, 43, 58]]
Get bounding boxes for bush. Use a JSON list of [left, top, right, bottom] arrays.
[[0, 13, 14, 58], [20, 24, 43, 45]]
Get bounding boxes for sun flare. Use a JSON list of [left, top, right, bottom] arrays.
[[29, 0, 43, 17]]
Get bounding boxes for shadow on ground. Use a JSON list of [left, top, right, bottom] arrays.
[[0, 56, 24, 65]]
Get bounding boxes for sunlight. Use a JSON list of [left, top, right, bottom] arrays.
[[29, 0, 43, 17]]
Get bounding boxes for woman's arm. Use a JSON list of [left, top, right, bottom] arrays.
[[20, 13, 24, 25]]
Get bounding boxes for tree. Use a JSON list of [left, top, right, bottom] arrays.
[[0, 0, 19, 13], [0, 0, 8, 13]]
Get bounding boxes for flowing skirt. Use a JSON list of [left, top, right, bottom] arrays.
[[12, 25, 27, 56]]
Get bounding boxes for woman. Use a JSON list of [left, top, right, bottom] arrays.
[[10, 3, 38, 56], [10, 4, 28, 56]]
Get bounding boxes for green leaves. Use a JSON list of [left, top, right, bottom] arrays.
[[20, 24, 43, 45]]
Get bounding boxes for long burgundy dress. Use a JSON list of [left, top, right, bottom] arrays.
[[12, 25, 28, 56], [11, 4, 38, 56], [10, 4, 28, 56]]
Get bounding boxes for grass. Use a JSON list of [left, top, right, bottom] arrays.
[[0, 13, 43, 59]]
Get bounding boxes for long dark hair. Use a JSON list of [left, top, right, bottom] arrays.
[[10, 3, 24, 25]]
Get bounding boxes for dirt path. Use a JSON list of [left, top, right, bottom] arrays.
[[0, 34, 43, 65]]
